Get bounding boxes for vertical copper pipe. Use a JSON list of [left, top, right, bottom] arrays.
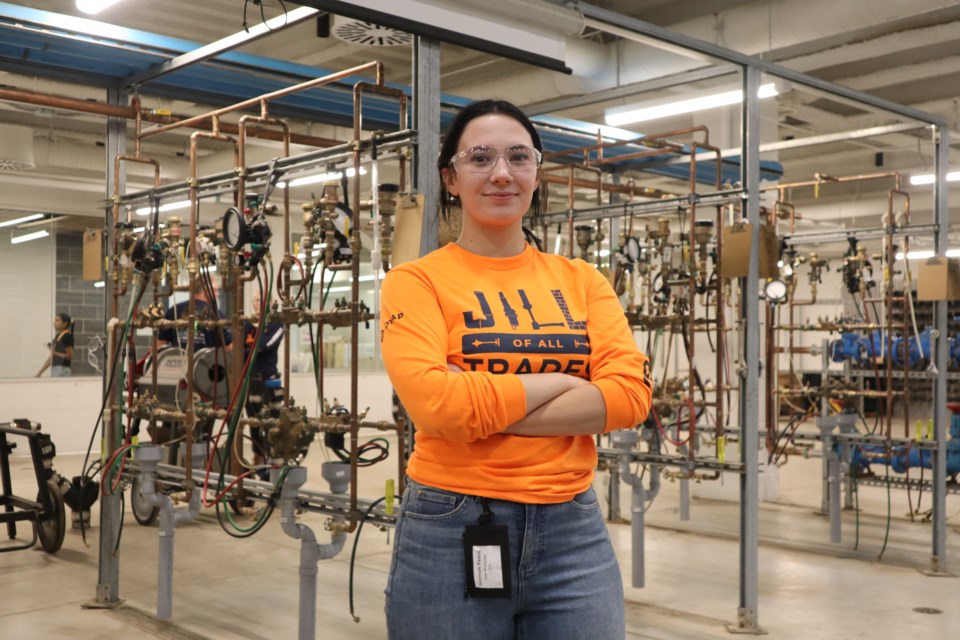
[[239, 113, 292, 403], [185, 127, 239, 497], [715, 204, 725, 439], [686, 139, 721, 455]]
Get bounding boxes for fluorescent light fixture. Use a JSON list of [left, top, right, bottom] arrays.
[[0, 213, 44, 229], [326, 285, 375, 294], [10, 229, 50, 244], [94, 281, 106, 288], [135, 200, 191, 216], [76, 0, 124, 14], [909, 171, 960, 186], [278, 166, 367, 189], [606, 83, 779, 126]]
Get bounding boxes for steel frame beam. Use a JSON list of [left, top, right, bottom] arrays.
[[120, 7, 320, 88], [413, 36, 441, 257], [93, 86, 126, 609], [572, 2, 949, 128]]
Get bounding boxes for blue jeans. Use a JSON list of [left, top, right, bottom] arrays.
[[385, 478, 625, 640]]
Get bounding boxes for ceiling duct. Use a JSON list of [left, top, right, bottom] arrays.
[[330, 15, 412, 46], [0, 125, 35, 171]]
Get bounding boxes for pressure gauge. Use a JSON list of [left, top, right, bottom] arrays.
[[764, 279, 788, 304], [624, 236, 641, 264], [222, 207, 246, 251]]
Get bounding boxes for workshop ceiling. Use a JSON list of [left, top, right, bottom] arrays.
[[1, 0, 959, 238]]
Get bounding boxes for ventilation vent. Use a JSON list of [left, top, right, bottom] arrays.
[[0, 125, 35, 171], [330, 16, 412, 46]]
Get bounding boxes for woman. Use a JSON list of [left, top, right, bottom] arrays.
[[380, 99, 652, 639], [37, 312, 74, 377]]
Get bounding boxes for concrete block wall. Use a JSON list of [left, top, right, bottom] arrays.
[[54, 232, 104, 376]]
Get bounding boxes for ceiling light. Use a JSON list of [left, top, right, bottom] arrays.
[[277, 167, 368, 189], [76, 0, 124, 14], [909, 171, 960, 186], [605, 83, 779, 126], [10, 230, 50, 244], [135, 200, 191, 216], [0, 213, 44, 229]]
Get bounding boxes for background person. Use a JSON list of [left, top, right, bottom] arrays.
[[380, 99, 652, 640], [36, 313, 74, 378], [243, 291, 283, 477], [157, 281, 231, 350]]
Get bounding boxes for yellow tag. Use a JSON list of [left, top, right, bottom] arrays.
[[927, 418, 934, 440], [915, 420, 923, 442], [717, 436, 726, 463], [385, 479, 395, 516]]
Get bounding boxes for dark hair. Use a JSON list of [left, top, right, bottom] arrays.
[[57, 312, 74, 333], [437, 99, 548, 232]]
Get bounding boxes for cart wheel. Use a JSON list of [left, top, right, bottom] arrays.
[[130, 477, 159, 526], [36, 479, 66, 553]]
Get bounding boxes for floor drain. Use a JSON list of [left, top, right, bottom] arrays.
[[912, 607, 942, 615]]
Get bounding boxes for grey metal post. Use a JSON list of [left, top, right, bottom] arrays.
[[729, 65, 765, 635], [840, 421, 855, 511], [413, 35, 441, 258], [631, 481, 647, 588], [607, 461, 622, 521], [816, 417, 842, 544], [928, 124, 950, 575], [94, 86, 126, 607]]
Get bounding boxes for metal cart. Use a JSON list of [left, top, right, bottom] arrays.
[[0, 419, 66, 553]]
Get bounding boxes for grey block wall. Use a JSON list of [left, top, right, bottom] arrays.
[[55, 232, 105, 376]]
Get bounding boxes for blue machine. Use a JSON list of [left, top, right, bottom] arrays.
[[890, 327, 932, 370], [830, 330, 884, 364], [846, 406, 960, 477], [830, 328, 932, 370], [949, 335, 960, 369]]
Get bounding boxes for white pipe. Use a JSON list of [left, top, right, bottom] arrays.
[[278, 466, 348, 640], [611, 430, 660, 589], [135, 443, 205, 621]]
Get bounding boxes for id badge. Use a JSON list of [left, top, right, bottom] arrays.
[[463, 523, 511, 599]]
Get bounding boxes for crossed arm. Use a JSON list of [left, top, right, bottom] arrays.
[[448, 363, 605, 436]]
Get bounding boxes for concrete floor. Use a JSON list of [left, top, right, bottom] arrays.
[[2, 443, 959, 639]]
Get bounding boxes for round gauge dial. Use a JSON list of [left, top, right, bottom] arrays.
[[222, 207, 246, 251], [764, 279, 788, 303], [625, 236, 641, 263]]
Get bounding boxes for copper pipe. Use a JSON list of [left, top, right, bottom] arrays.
[[687, 139, 722, 447], [184, 128, 239, 497], [344, 73, 405, 533], [774, 347, 817, 354], [542, 125, 710, 161], [539, 172, 672, 198], [889, 188, 911, 439], [0, 86, 339, 148], [762, 171, 903, 193], [140, 61, 384, 140], [238, 113, 292, 404]]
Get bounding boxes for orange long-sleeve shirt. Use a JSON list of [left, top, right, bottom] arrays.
[[380, 242, 652, 503]]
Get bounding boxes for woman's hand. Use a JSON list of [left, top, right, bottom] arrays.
[[447, 362, 464, 373]]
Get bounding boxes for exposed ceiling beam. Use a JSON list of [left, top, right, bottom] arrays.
[[785, 20, 960, 73], [121, 6, 320, 87], [836, 55, 960, 92]]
